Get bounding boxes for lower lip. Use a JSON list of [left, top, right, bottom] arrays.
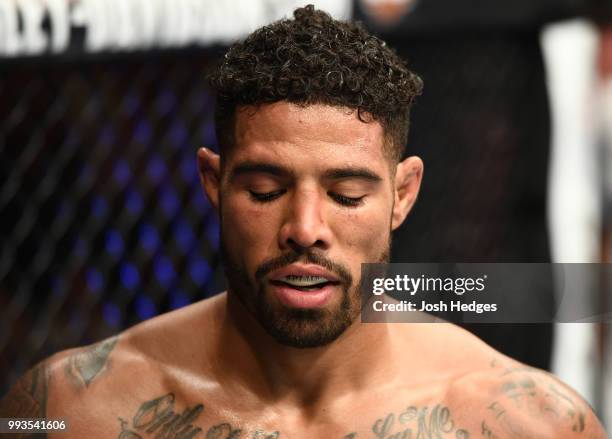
[[271, 282, 337, 309]]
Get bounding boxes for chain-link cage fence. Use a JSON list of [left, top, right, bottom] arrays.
[[0, 50, 227, 395]]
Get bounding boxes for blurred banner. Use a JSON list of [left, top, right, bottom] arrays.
[[0, 0, 351, 57]]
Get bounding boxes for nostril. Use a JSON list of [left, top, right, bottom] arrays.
[[286, 238, 327, 251], [286, 238, 307, 251]]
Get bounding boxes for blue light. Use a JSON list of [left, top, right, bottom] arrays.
[[103, 303, 121, 327], [120, 262, 140, 290], [169, 120, 187, 146], [174, 220, 194, 253], [154, 256, 175, 287], [134, 120, 152, 144], [180, 157, 196, 183], [113, 160, 131, 185], [201, 119, 217, 146], [189, 259, 212, 286], [105, 229, 124, 256], [191, 191, 210, 215], [139, 223, 159, 252], [205, 218, 220, 250], [147, 155, 166, 184], [160, 187, 179, 217], [125, 189, 143, 215], [91, 196, 107, 219], [169, 290, 190, 310], [86, 268, 103, 295], [135, 294, 156, 320]]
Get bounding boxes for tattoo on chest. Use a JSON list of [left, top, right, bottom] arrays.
[[480, 421, 498, 439], [117, 393, 279, 439], [65, 335, 119, 388], [117, 393, 471, 439], [369, 405, 470, 439]]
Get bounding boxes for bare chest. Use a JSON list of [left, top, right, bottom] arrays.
[[56, 386, 474, 439]]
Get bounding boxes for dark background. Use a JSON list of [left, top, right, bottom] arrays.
[[0, 50, 229, 394]]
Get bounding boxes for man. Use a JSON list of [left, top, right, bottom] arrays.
[[0, 5, 606, 438]]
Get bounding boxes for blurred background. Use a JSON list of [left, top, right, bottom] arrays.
[[1, 0, 611, 428]]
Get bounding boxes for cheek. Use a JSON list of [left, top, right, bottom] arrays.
[[332, 206, 391, 254], [221, 196, 281, 259]]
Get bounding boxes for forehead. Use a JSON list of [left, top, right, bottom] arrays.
[[228, 102, 388, 171]]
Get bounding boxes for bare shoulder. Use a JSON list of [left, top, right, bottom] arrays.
[[404, 324, 607, 437], [0, 298, 220, 437], [446, 358, 608, 438], [0, 334, 145, 417]]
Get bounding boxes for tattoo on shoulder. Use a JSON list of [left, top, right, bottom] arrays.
[[0, 362, 50, 437], [65, 335, 119, 389], [485, 368, 590, 437]]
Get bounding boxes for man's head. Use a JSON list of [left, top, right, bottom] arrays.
[[209, 4, 422, 163], [199, 5, 423, 348]]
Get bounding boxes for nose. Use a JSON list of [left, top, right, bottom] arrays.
[[278, 188, 332, 252]]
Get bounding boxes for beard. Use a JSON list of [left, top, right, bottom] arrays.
[[221, 232, 391, 349]]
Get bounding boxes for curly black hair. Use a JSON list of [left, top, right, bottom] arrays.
[[209, 4, 423, 162]]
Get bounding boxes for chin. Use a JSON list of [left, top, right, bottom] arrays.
[[255, 287, 357, 349]]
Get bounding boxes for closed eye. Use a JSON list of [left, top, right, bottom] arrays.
[[329, 192, 365, 207], [249, 190, 286, 203]]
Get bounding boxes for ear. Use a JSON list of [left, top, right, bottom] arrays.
[[197, 147, 221, 213], [391, 156, 423, 231]]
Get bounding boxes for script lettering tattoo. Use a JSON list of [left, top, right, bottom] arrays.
[[370, 404, 469, 438], [480, 421, 498, 439], [252, 430, 279, 439], [206, 423, 242, 439], [118, 394, 283, 439], [204, 423, 279, 439], [0, 362, 50, 438], [118, 393, 204, 438], [65, 335, 119, 388]]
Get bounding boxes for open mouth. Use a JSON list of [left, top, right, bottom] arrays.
[[271, 275, 338, 292]]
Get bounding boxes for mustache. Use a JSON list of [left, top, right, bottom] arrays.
[[255, 251, 353, 286]]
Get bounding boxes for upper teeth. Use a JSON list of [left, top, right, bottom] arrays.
[[280, 276, 329, 287]]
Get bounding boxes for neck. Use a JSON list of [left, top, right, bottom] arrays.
[[211, 291, 399, 410]]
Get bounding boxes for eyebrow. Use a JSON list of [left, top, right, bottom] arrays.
[[229, 162, 382, 182], [323, 167, 382, 182], [230, 162, 292, 179]]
